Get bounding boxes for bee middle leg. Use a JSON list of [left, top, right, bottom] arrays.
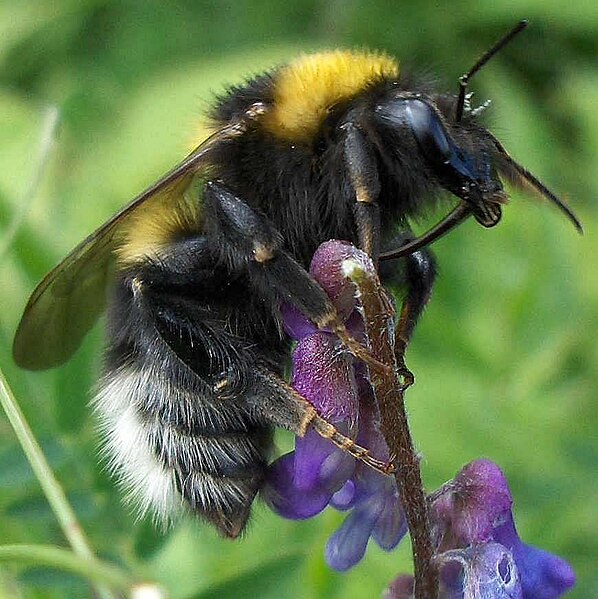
[[247, 368, 395, 475]]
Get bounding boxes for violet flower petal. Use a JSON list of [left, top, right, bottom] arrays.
[[331, 479, 356, 510], [326, 478, 406, 570], [264, 428, 355, 520], [383, 575, 414, 599], [270, 239, 408, 571], [431, 459, 512, 548], [292, 331, 358, 421], [439, 543, 523, 599], [292, 429, 353, 491], [280, 301, 318, 340], [372, 488, 408, 550], [325, 492, 386, 571], [281, 240, 372, 339], [493, 515, 576, 599], [262, 452, 333, 519], [263, 326, 358, 520]]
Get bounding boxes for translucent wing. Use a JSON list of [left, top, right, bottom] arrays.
[[13, 129, 224, 370]]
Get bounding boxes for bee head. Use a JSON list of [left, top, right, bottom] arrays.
[[372, 20, 581, 262], [373, 95, 507, 228]]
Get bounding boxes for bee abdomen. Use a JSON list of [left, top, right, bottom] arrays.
[[94, 364, 272, 537]]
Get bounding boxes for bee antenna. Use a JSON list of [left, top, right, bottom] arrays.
[[455, 19, 529, 122], [509, 159, 582, 233], [489, 134, 583, 233]]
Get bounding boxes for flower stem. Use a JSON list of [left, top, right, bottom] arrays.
[[0, 368, 118, 599], [0, 105, 59, 263], [346, 262, 438, 598], [0, 545, 132, 591]]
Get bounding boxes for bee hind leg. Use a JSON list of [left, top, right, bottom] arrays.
[[247, 368, 395, 475]]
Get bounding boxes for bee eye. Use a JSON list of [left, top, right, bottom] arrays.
[[374, 98, 451, 164], [404, 99, 451, 164]]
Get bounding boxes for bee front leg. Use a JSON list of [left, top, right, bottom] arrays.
[[341, 121, 436, 389], [203, 181, 389, 375], [247, 368, 395, 475], [340, 120, 381, 260]]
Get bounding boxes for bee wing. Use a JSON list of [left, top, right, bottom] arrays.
[[13, 129, 224, 370]]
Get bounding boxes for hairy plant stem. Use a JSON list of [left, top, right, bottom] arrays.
[[346, 262, 438, 599]]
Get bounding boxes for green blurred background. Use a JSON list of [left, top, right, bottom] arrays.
[[1, 1, 596, 597]]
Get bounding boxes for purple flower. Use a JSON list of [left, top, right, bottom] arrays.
[[326, 381, 407, 570], [430, 460, 575, 599], [383, 575, 417, 599], [385, 544, 523, 599], [263, 240, 407, 570], [385, 460, 574, 598]]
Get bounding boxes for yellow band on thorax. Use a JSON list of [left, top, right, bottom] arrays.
[[262, 50, 399, 142]]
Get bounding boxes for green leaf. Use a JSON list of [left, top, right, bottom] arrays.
[[134, 517, 173, 560], [187, 553, 303, 599]]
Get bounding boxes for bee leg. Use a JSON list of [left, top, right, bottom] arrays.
[[379, 232, 437, 389], [203, 181, 390, 375], [248, 368, 395, 475], [340, 120, 381, 260]]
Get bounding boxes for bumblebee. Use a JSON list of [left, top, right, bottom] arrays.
[[13, 22, 580, 538]]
